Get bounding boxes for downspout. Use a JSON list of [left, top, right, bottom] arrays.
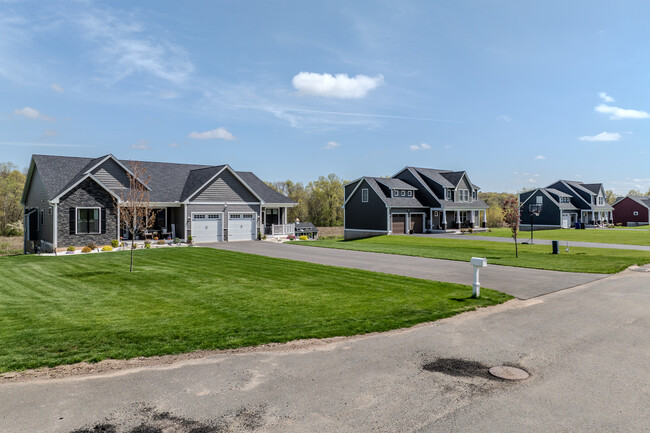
[[386, 204, 390, 234], [52, 203, 58, 250]]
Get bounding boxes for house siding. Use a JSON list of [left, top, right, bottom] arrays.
[[344, 180, 387, 232], [24, 166, 53, 246], [91, 158, 130, 190], [455, 176, 472, 203], [613, 198, 649, 226], [192, 170, 258, 202], [58, 178, 118, 247], [520, 191, 560, 227], [394, 170, 441, 208]]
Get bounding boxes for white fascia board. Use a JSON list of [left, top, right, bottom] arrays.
[[343, 178, 365, 206], [51, 173, 122, 204], [519, 189, 540, 208], [264, 203, 297, 207], [184, 165, 264, 204]]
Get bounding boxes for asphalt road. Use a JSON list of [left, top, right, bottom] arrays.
[[1, 268, 648, 432], [422, 233, 650, 251], [206, 241, 606, 300]]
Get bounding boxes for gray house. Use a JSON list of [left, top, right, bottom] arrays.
[[519, 180, 614, 229], [21, 154, 296, 253], [343, 166, 489, 240]]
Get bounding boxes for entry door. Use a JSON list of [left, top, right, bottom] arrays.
[[228, 213, 256, 241], [410, 214, 424, 233], [562, 215, 570, 229], [392, 214, 406, 234], [191, 213, 222, 243]]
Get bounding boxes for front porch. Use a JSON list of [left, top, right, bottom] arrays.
[[261, 206, 295, 237], [580, 210, 613, 226], [429, 209, 488, 231], [119, 205, 182, 241]]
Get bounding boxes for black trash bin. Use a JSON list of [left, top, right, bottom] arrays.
[[575, 222, 580, 229], [581, 222, 586, 229], [552, 240, 559, 254]]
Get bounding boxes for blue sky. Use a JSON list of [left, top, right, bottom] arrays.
[[1, 0, 650, 194]]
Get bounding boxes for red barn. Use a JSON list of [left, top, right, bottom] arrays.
[[613, 196, 650, 226]]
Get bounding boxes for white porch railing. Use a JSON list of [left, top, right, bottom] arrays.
[[272, 223, 295, 235]]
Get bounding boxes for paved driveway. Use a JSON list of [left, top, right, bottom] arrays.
[[1, 269, 648, 432], [206, 241, 606, 300]]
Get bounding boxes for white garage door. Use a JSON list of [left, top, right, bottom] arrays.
[[191, 213, 222, 243], [228, 213, 256, 241]]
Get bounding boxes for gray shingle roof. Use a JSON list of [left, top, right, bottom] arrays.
[[409, 167, 456, 188], [364, 177, 426, 208], [375, 178, 418, 190], [545, 188, 572, 198], [626, 196, 650, 209], [30, 154, 295, 205]]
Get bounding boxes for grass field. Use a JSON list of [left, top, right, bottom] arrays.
[[0, 236, 22, 256], [293, 235, 650, 274], [472, 227, 650, 245], [0, 247, 510, 372]]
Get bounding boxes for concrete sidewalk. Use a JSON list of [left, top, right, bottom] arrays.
[[206, 241, 606, 300], [419, 233, 650, 251]]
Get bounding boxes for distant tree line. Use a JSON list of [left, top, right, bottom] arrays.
[[268, 174, 345, 227], [0, 162, 27, 236]]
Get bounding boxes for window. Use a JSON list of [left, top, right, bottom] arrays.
[[407, 190, 413, 197], [560, 197, 570, 203], [230, 214, 241, 219], [598, 197, 604, 205], [193, 214, 206, 219], [463, 190, 469, 201], [361, 188, 368, 203], [76, 208, 100, 234], [633, 211, 639, 216], [446, 190, 452, 200], [208, 214, 220, 219], [536, 196, 543, 204], [242, 214, 254, 218], [39, 210, 44, 226], [472, 191, 477, 200], [401, 190, 406, 197], [393, 190, 398, 197]]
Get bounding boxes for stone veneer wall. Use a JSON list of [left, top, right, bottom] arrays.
[[58, 178, 118, 247]]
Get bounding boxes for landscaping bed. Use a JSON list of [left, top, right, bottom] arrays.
[[292, 235, 650, 274], [0, 247, 510, 372]]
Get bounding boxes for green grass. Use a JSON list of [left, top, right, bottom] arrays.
[[0, 247, 510, 372], [611, 225, 650, 230], [293, 235, 650, 274], [473, 227, 650, 245]]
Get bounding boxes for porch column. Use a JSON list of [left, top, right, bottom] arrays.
[[430, 209, 433, 231], [441, 210, 447, 229], [591, 211, 595, 224], [469, 209, 475, 228], [283, 207, 287, 224], [482, 209, 487, 227], [456, 210, 460, 229]]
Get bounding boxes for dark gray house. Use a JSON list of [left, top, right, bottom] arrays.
[[343, 167, 489, 240], [519, 180, 614, 229], [21, 154, 296, 252]]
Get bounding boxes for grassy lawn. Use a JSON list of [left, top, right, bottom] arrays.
[[0, 247, 510, 372], [0, 236, 22, 256], [292, 235, 650, 274], [473, 227, 650, 246]]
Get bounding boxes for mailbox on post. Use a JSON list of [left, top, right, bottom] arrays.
[[470, 257, 487, 298]]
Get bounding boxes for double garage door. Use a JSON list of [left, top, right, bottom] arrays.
[[391, 214, 424, 234], [191, 213, 256, 243]]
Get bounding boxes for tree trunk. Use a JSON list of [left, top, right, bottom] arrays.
[[514, 235, 518, 258], [130, 239, 134, 272]]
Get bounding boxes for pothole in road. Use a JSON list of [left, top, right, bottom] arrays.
[[422, 358, 529, 381]]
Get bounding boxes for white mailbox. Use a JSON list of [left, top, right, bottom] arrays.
[[471, 257, 487, 268], [470, 257, 487, 297]]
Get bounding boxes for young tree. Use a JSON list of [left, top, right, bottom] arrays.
[[0, 162, 26, 236], [502, 197, 520, 258], [307, 174, 344, 226], [114, 161, 156, 272]]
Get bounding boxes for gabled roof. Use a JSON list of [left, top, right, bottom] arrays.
[[24, 154, 296, 205], [375, 178, 418, 190], [409, 167, 455, 188], [554, 180, 613, 210], [545, 188, 572, 198], [623, 195, 650, 209], [582, 183, 603, 194], [348, 177, 426, 208]]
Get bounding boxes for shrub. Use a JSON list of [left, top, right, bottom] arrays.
[[173, 237, 181, 244], [156, 240, 165, 245], [87, 242, 97, 250], [66, 246, 76, 252], [81, 246, 92, 253], [188, 235, 193, 243], [299, 235, 308, 241], [287, 234, 296, 240], [101, 245, 113, 252], [153, 236, 158, 241], [262, 235, 267, 240], [110, 239, 119, 248], [144, 242, 152, 249]]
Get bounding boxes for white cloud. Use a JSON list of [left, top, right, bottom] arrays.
[[188, 127, 235, 140], [77, 9, 194, 84], [527, 178, 536, 184], [292, 72, 384, 99], [598, 92, 614, 103], [497, 114, 511, 122], [578, 131, 621, 142], [50, 83, 64, 94], [43, 129, 58, 137], [130, 139, 150, 150], [324, 141, 340, 150], [168, 142, 179, 147], [595, 103, 649, 120], [533, 155, 546, 160], [409, 143, 431, 151], [13, 106, 53, 121]]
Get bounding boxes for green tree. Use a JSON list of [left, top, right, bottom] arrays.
[[627, 189, 644, 197], [307, 174, 344, 226], [605, 190, 617, 205], [502, 197, 520, 258], [270, 180, 310, 222], [0, 162, 26, 235]]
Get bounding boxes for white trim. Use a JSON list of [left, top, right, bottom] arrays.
[[361, 188, 369, 203], [408, 211, 427, 233], [52, 173, 122, 203], [390, 212, 408, 234], [52, 203, 58, 249], [343, 178, 365, 206], [188, 201, 261, 205], [264, 203, 297, 207], [190, 211, 224, 242], [85, 154, 151, 191], [227, 211, 257, 241], [184, 205, 188, 241], [75, 206, 101, 235], [184, 165, 264, 203]]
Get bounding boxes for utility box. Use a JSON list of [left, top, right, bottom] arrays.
[[471, 257, 487, 267], [552, 240, 559, 254]]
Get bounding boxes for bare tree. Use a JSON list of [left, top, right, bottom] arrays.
[[502, 197, 520, 258], [114, 161, 156, 272]]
